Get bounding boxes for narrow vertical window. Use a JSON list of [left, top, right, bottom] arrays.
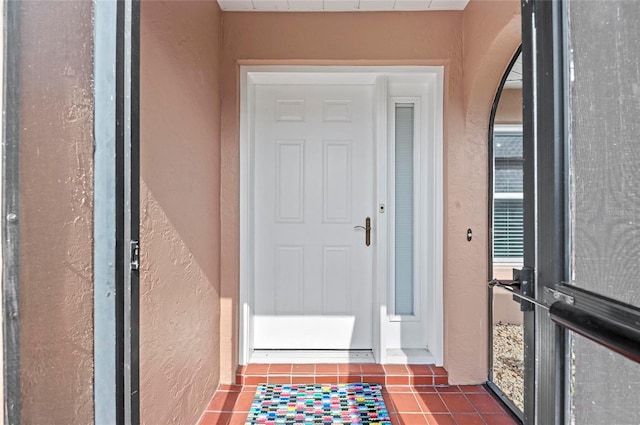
[[395, 104, 415, 316]]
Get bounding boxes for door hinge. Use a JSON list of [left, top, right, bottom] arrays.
[[130, 240, 140, 271], [513, 267, 535, 311]]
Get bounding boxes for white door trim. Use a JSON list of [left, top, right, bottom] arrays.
[[239, 66, 444, 366]]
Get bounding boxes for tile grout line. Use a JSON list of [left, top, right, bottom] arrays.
[[451, 390, 494, 425], [406, 389, 432, 422], [194, 396, 211, 425], [461, 390, 483, 418]]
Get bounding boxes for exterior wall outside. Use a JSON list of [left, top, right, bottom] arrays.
[[220, 0, 521, 385], [493, 287, 523, 325], [494, 264, 518, 281], [495, 88, 523, 124], [140, 1, 222, 424], [493, 267, 524, 325], [493, 87, 524, 325], [18, 2, 95, 423]]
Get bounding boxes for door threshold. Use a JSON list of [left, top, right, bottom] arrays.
[[250, 350, 375, 364], [385, 349, 436, 365]]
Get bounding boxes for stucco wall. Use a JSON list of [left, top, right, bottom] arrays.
[[220, 0, 520, 385], [140, 1, 222, 423], [19, 2, 95, 423], [495, 88, 523, 124], [455, 0, 521, 383]]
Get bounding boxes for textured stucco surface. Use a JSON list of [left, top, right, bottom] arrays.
[[140, 1, 222, 423], [219, 2, 521, 385], [19, 2, 95, 423], [450, 0, 521, 384]]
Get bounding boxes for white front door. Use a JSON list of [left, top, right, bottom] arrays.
[[253, 83, 374, 350]]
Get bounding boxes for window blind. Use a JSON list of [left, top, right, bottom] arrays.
[[493, 198, 524, 259], [493, 131, 524, 261], [395, 104, 415, 315]]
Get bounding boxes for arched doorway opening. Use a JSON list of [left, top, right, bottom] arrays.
[[487, 47, 525, 420]]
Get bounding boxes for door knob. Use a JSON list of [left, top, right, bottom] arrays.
[[353, 217, 371, 246]]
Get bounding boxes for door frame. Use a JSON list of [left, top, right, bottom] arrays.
[[94, 1, 140, 424], [3, 2, 20, 423], [239, 66, 444, 365]]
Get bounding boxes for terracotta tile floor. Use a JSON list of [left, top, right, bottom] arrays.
[[197, 364, 520, 425]]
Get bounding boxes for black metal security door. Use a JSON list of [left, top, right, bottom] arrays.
[[522, 0, 640, 423]]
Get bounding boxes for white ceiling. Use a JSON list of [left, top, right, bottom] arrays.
[[218, 0, 470, 12], [504, 53, 522, 89]]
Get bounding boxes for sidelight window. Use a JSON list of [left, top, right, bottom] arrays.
[[390, 100, 422, 319]]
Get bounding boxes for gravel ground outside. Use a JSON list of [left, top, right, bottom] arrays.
[[493, 323, 524, 411]]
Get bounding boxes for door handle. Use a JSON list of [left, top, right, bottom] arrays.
[[353, 217, 371, 246]]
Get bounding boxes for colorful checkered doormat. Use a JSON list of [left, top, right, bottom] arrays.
[[245, 383, 392, 425]]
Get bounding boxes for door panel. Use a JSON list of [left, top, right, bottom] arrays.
[[567, 0, 640, 308], [566, 1, 640, 422], [253, 84, 374, 350], [571, 333, 640, 424]]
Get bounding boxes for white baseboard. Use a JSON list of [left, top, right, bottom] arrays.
[[384, 348, 435, 364], [249, 350, 376, 364]]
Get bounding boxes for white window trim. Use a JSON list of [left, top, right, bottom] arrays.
[[494, 124, 523, 134], [495, 192, 523, 200], [388, 97, 422, 322]]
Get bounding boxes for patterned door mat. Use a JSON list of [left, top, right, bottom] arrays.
[[245, 383, 392, 425]]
